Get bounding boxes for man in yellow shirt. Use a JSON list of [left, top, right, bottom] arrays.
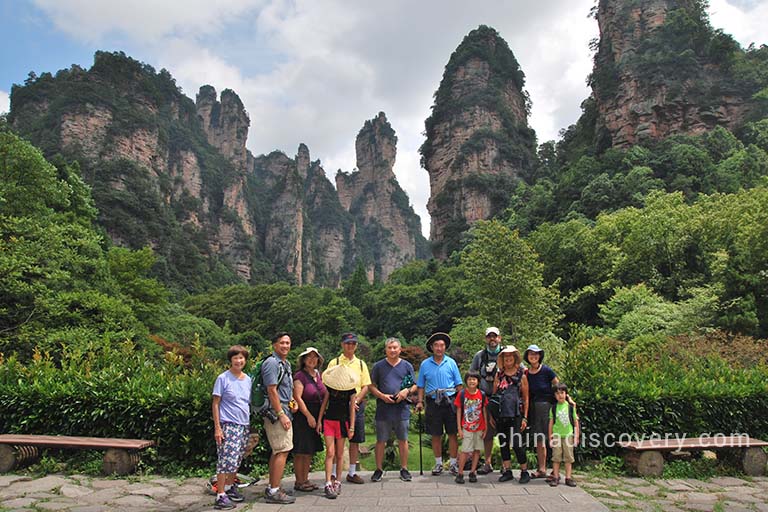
[[326, 332, 371, 484]]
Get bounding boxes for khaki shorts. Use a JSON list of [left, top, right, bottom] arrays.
[[264, 417, 294, 453], [551, 435, 575, 463], [461, 429, 485, 453]]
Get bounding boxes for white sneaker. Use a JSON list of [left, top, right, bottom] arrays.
[[431, 463, 444, 475]]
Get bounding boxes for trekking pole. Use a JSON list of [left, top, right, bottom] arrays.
[[418, 409, 424, 475]]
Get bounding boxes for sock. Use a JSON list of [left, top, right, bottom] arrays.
[[326, 481, 333, 486], [332, 463, 337, 475], [217, 492, 226, 498], [435, 456, 442, 465], [450, 457, 457, 467], [224, 484, 232, 491], [269, 486, 280, 495], [349, 463, 357, 475]]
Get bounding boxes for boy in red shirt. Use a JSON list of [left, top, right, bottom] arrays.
[[453, 370, 488, 483]]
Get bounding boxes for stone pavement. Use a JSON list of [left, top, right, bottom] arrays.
[[582, 474, 768, 511], [0, 470, 608, 512]]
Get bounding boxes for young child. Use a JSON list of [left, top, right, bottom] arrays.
[[318, 364, 358, 499], [453, 370, 488, 484], [548, 383, 580, 487]]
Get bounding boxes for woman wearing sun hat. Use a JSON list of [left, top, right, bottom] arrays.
[[292, 347, 327, 492], [493, 345, 531, 484], [317, 364, 359, 499], [523, 344, 559, 479]]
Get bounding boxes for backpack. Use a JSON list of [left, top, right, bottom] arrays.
[[550, 402, 576, 428], [331, 356, 364, 374], [250, 355, 286, 413], [477, 350, 498, 384], [496, 368, 524, 418]]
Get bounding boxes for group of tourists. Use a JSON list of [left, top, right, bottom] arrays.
[[210, 327, 580, 510]]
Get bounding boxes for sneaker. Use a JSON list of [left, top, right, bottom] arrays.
[[265, 489, 296, 504], [455, 473, 465, 484], [214, 494, 236, 510], [346, 473, 365, 484], [332, 478, 342, 495], [518, 470, 531, 484], [371, 469, 383, 482], [226, 486, 245, 502], [565, 478, 577, 487], [449, 463, 459, 476], [477, 463, 492, 475], [468, 472, 477, 483], [431, 463, 444, 476], [498, 469, 515, 482], [399, 468, 412, 482], [324, 483, 337, 499]]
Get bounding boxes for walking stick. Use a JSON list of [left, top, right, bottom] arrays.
[[418, 408, 424, 475]]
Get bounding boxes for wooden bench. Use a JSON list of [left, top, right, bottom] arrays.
[[620, 435, 768, 477], [0, 435, 155, 475]]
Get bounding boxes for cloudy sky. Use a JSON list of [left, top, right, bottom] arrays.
[[1, 0, 766, 236]]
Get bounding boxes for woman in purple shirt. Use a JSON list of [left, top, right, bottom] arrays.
[[292, 347, 327, 492]]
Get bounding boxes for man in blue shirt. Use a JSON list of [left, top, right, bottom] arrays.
[[416, 332, 463, 476], [369, 337, 417, 482]]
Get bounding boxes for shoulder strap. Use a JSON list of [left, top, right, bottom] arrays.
[[569, 403, 575, 427], [459, 390, 465, 418]]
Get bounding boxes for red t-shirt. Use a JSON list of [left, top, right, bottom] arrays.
[[453, 389, 488, 432]]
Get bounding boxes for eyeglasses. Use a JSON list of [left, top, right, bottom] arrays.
[[485, 334, 498, 339]]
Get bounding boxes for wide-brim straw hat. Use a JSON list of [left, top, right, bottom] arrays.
[[498, 345, 522, 366], [426, 332, 451, 353], [297, 346, 324, 369], [322, 364, 359, 391]]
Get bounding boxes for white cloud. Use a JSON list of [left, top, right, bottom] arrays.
[[0, 90, 9, 115], [709, 0, 768, 48]]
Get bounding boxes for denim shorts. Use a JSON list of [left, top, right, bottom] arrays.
[[375, 418, 410, 442]]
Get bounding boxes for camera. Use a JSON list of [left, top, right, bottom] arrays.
[[262, 407, 279, 424]]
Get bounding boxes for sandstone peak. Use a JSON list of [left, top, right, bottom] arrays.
[[196, 85, 250, 171]]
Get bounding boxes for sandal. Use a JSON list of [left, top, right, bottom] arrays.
[[545, 472, 557, 482], [548, 476, 560, 487], [565, 478, 577, 487], [531, 470, 547, 479], [294, 481, 315, 492]]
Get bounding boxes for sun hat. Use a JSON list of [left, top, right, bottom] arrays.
[[322, 364, 359, 391], [297, 346, 324, 370], [426, 332, 451, 353], [498, 345, 521, 366], [523, 344, 544, 364], [485, 327, 500, 336]]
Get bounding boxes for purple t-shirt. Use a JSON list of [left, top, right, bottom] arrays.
[[212, 370, 252, 426], [294, 369, 326, 404]]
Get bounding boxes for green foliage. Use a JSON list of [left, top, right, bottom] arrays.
[[459, 220, 560, 341]]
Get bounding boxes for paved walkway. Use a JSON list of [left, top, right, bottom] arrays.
[[0, 470, 607, 512]]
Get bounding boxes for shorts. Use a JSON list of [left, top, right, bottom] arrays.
[[375, 418, 410, 442], [461, 429, 484, 453], [350, 401, 366, 444], [530, 401, 552, 445], [323, 418, 350, 439], [425, 397, 458, 436], [216, 422, 249, 474], [551, 435, 575, 463], [264, 416, 294, 453]]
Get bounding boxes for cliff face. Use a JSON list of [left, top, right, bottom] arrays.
[[591, 0, 754, 148], [336, 112, 429, 281], [421, 26, 537, 259], [8, 52, 425, 289]]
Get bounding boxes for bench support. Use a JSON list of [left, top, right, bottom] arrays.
[[0, 444, 40, 473], [102, 448, 141, 475], [625, 450, 664, 477], [742, 447, 768, 476]]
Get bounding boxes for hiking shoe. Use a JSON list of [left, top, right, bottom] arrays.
[[498, 469, 515, 482], [518, 470, 531, 484], [449, 463, 459, 476], [455, 473, 465, 484], [324, 483, 337, 499], [371, 469, 383, 482], [226, 486, 245, 502], [399, 468, 412, 482], [346, 473, 364, 484], [214, 494, 236, 510], [477, 463, 492, 475], [265, 488, 296, 504], [431, 463, 444, 475], [332, 478, 342, 495], [565, 478, 577, 487], [468, 472, 477, 483]]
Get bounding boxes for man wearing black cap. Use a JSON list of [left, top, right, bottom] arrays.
[[469, 327, 502, 474], [326, 332, 371, 484], [416, 332, 463, 476]]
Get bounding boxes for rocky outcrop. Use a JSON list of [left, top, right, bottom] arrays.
[[421, 26, 537, 259], [591, 0, 753, 148], [336, 112, 428, 281], [8, 51, 427, 289]]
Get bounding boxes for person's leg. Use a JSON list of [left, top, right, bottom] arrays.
[[431, 434, 443, 458], [395, 419, 410, 469], [497, 418, 512, 470], [294, 454, 309, 485], [456, 451, 466, 476], [324, 436, 336, 483], [448, 434, 458, 460], [374, 440, 385, 470], [483, 434, 494, 470], [269, 451, 289, 489], [470, 449, 481, 473], [536, 443, 547, 473]]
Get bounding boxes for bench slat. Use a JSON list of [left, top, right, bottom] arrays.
[[0, 435, 154, 450], [620, 435, 768, 451]]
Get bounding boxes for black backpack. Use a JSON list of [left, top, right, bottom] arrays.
[[550, 402, 576, 427]]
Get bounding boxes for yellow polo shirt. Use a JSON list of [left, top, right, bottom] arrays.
[[327, 354, 371, 393]]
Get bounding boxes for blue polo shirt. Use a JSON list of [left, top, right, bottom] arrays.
[[417, 355, 462, 398]]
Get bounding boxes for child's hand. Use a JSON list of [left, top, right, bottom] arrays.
[[458, 430, 464, 439], [480, 430, 486, 440]]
